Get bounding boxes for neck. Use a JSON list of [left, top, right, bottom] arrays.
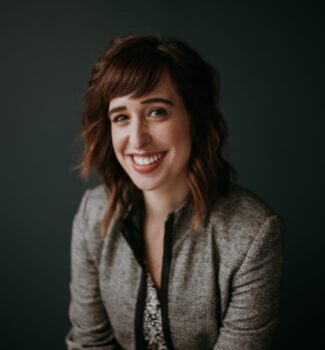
[[143, 181, 190, 224]]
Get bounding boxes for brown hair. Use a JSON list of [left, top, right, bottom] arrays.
[[78, 34, 236, 237]]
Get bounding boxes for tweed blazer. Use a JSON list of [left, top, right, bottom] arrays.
[[66, 183, 285, 350]]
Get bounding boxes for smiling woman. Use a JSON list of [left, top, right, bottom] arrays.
[[66, 35, 285, 350]]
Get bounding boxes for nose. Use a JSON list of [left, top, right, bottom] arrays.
[[129, 117, 151, 149]]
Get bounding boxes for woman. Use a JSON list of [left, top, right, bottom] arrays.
[[66, 35, 285, 350]]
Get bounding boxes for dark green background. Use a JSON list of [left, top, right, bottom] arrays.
[[1, 0, 323, 348]]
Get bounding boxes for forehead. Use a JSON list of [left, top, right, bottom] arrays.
[[109, 71, 180, 108]]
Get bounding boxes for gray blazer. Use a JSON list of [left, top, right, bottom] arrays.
[[66, 183, 285, 350]]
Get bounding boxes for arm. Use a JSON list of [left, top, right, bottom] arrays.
[[214, 215, 285, 350], [66, 190, 120, 350]]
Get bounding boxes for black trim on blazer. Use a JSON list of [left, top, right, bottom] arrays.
[[160, 213, 175, 350], [135, 269, 146, 350], [119, 210, 145, 268]]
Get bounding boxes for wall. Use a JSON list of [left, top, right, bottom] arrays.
[[1, 1, 323, 348]]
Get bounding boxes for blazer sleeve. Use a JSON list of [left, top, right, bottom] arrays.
[[214, 214, 285, 350], [66, 190, 120, 350]]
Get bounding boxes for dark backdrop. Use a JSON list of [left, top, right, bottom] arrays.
[[1, 1, 324, 349]]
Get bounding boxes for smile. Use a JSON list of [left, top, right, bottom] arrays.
[[132, 152, 166, 165], [130, 151, 167, 174]]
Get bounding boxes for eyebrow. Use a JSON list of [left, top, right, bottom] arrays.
[[108, 97, 175, 117]]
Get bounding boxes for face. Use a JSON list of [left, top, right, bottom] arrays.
[[108, 71, 192, 195]]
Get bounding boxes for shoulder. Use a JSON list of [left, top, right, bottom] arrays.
[[215, 183, 275, 218], [76, 184, 108, 221], [203, 183, 285, 273], [207, 182, 285, 242], [72, 184, 110, 265]]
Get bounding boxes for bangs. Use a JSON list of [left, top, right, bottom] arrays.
[[101, 47, 169, 101]]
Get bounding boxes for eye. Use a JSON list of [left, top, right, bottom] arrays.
[[112, 114, 128, 123], [149, 108, 167, 118]]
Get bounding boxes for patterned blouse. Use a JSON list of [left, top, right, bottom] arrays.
[[143, 267, 168, 350]]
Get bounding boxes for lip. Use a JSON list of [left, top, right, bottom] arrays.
[[128, 151, 167, 157], [129, 151, 167, 174]]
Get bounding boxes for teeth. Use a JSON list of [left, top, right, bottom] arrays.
[[133, 152, 165, 166]]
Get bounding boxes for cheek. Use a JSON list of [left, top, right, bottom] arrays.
[[169, 124, 192, 154], [111, 128, 124, 154], [164, 117, 190, 141]]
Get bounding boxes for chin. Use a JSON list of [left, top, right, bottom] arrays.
[[130, 177, 163, 192], [133, 182, 161, 192]]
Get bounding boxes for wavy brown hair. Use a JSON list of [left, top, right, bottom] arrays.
[[78, 34, 236, 237]]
